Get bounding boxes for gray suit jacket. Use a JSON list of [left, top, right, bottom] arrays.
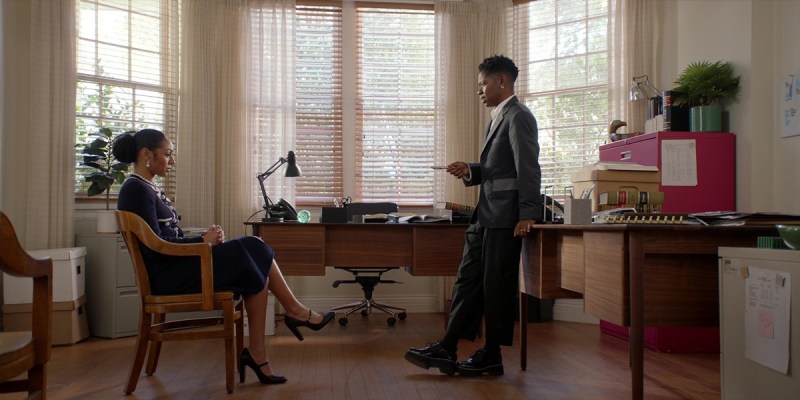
[[465, 96, 543, 228]]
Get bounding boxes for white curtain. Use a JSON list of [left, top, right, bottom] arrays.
[[433, 0, 512, 208], [609, 0, 660, 135], [26, 0, 76, 249], [178, 0, 296, 237]]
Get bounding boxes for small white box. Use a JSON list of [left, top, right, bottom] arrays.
[[564, 198, 592, 224], [243, 293, 275, 336], [4, 295, 90, 345], [3, 247, 86, 304]]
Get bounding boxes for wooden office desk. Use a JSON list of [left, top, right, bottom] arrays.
[[244, 221, 467, 276], [518, 224, 774, 400]]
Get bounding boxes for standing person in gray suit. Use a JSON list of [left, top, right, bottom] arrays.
[[405, 55, 543, 377]]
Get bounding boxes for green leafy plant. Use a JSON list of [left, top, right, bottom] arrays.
[[77, 127, 130, 209], [672, 61, 741, 107]]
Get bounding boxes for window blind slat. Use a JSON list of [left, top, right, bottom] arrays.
[[295, 4, 344, 203], [514, 0, 609, 196], [76, 0, 179, 199], [355, 6, 434, 205]]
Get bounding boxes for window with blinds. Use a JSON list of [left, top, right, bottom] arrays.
[[355, 5, 435, 205], [75, 0, 179, 199], [513, 0, 609, 196], [295, 3, 343, 205]]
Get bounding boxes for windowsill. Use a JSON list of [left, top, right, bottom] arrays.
[[74, 197, 117, 210]]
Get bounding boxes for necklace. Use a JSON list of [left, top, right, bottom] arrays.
[[129, 173, 159, 192]]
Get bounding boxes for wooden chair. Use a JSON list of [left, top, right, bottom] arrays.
[[0, 211, 52, 399], [115, 211, 244, 394]]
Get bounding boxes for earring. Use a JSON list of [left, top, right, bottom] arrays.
[[501, 84, 505, 89], [146, 160, 151, 168]]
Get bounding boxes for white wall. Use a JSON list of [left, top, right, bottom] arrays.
[[666, 0, 799, 214], [771, 0, 800, 213], [672, 0, 770, 212]]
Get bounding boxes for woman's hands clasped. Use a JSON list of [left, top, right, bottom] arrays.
[[201, 224, 225, 245]]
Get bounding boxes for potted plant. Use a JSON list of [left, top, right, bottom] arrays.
[[672, 61, 741, 132], [77, 127, 129, 232]]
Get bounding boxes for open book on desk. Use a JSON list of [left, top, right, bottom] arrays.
[[689, 211, 800, 226], [388, 213, 451, 224]]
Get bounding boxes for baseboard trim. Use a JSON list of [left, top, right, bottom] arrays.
[[553, 299, 599, 324], [289, 295, 441, 314], [292, 296, 599, 324]]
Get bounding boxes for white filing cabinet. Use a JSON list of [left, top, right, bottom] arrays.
[[718, 247, 800, 400], [76, 233, 140, 338]]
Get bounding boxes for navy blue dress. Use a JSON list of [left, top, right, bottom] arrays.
[[117, 175, 273, 296]]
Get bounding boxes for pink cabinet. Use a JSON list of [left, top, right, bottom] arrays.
[[599, 131, 736, 213], [598, 131, 736, 352]]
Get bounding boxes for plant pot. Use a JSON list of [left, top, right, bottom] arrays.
[[96, 210, 117, 233], [690, 105, 722, 132]]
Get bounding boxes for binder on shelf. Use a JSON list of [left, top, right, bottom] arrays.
[[443, 202, 474, 212]]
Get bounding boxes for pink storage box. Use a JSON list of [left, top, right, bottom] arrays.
[[599, 320, 720, 353]]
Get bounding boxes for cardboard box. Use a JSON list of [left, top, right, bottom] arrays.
[[4, 247, 86, 304], [243, 293, 275, 336], [571, 168, 661, 213], [3, 295, 90, 345]]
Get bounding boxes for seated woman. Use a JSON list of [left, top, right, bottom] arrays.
[[112, 128, 334, 385]]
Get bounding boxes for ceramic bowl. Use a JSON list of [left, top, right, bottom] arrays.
[[776, 224, 800, 250]]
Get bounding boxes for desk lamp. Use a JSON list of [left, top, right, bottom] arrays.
[[630, 75, 663, 119], [257, 151, 302, 222]]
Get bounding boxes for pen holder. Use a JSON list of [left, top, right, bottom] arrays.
[[564, 198, 592, 225]]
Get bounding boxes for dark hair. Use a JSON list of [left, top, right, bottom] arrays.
[[111, 129, 168, 164], [478, 55, 519, 82]]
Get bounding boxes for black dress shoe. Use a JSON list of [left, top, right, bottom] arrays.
[[284, 310, 336, 341], [456, 348, 504, 377], [238, 348, 287, 384], [404, 341, 457, 375]]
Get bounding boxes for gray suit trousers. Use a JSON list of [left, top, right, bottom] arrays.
[[442, 221, 522, 348]]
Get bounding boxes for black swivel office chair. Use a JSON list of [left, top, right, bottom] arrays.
[[331, 202, 408, 326]]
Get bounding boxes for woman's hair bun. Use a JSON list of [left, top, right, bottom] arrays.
[[111, 132, 138, 163]]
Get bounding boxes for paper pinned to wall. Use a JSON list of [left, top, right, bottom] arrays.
[[661, 139, 698, 186], [745, 266, 791, 374], [781, 73, 800, 138]]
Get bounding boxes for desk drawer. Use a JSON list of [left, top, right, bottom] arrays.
[[409, 226, 464, 276], [559, 233, 584, 293], [583, 231, 627, 325], [258, 225, 325, 275], [326, 225, 412, 267]]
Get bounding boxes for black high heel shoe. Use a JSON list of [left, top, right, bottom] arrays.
[[284, 310, 336, 341], [238, 347, 287, 385]]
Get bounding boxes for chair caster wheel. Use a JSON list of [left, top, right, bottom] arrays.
[[360, 309, 369, 317], [398, 312, 407, 320], [338, 317, 348, 326], [387, 317, 397, 326]]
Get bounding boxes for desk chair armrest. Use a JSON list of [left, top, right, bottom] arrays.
[[152, 242, 214, 311], [116, 211, 215, 311]]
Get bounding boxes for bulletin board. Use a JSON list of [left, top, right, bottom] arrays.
[[781, 73, 800, 137]]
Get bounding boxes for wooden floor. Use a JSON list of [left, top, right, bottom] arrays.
[[2, 314, 720, 400]]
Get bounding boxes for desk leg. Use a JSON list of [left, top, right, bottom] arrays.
[[629, 233, 645, 400], [520, 292, 527, 371]]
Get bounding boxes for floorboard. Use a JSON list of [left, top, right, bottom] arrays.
[[0, 314, 719, 400]]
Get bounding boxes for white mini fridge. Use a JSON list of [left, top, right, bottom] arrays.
[[718, 247, 800, 400]]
